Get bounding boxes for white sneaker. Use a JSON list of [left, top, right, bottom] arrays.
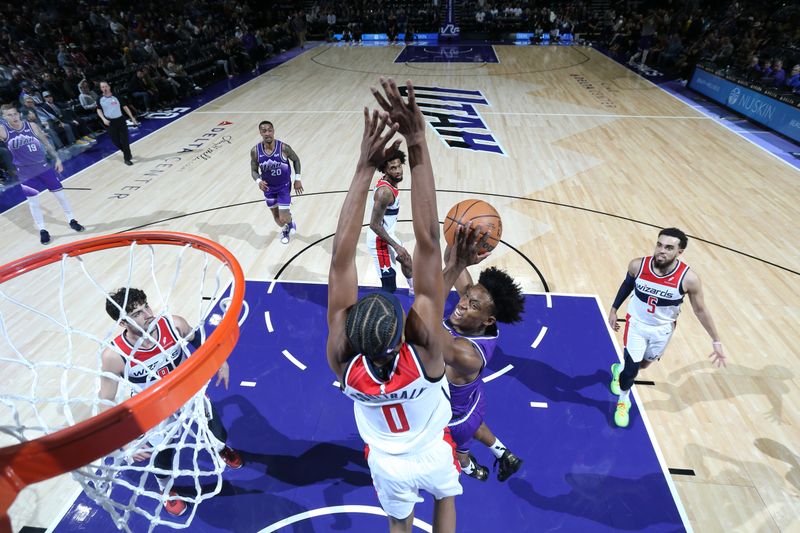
[[280, 226, 290, 244]]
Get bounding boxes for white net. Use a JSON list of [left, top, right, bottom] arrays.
[[0, 236, 244, 532]]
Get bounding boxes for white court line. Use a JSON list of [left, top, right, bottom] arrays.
[[531, 326, 548, 349], [482, 364, 514, 383], [592, 294, 693, 532], [194, 109, 711, 120], [267, 280, 276, 294], [529, 401, 548, 408], [259, 504, 432, 533], [545, 293, 552, 308], [282, 349, 307, 370], [240, 381, 257, 387], [264, 311, 274, 332], [333, 380, 341, 388], [45, 487, 83, 533]]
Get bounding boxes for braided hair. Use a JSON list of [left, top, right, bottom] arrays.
[[478, 267, 525, 324], [345, 293, 402, 359]]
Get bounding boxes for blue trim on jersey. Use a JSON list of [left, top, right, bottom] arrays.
[[633, 287, 685, 306], [385, 207, 399, 216]]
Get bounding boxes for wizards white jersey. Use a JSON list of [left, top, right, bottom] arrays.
[[342, 342, 452, 455], [628, 256, 690, 326], [112, 316, 187, 391], [365, 178, 400, 241]]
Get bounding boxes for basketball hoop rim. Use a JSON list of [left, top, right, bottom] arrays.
[[0, 231, 244, 516]]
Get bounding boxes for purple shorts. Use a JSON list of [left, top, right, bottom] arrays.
[[447, 391, 486, 453], [19, 166, 62, 197], [264, 184, 291, 209]]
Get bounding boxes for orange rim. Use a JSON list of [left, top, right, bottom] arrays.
[[0, 232, 244, 519]]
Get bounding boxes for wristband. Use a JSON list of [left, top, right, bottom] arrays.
[[712, 341, 722, 346], [293, 174, 301, 182]]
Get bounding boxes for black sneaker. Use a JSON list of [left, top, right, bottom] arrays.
[[40, 229, 51, 244], [124, 159, 133, 166], [465, 453, 489, 481], [495, 449, 523, 482], [69, 219, 85, 232]]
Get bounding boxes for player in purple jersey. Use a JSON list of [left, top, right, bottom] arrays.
[[250, 120, 304, 244], [0, 103, 85, 244], [441, 224, 526, 482]]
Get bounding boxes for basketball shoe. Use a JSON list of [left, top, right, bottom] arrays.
[[163, 490, 187, 516], [465, 453, 489, 481], [614, 397, 631, 428], [219, 446, 243, 469], [289, 221, 297, 236], [69, 219, 85, 232], [40, 229, 51, 244], [280, 224, 290, 244], [495, 449, 523, 482], [610, 363, 622, 395]]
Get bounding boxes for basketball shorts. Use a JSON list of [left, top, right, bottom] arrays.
[[263, 183, 291, 209], [366, 429, 463, 519], [366, 233, 401, 279], [19, 167, 62, 197], [623, 314, 675, 363], [448, 391, 485, 453]]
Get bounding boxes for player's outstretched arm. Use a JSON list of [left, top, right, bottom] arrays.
[[372, 78, 442, 349], [684, 270, 726, 367], [326, 108, 399, 376], [442, 223, 490, 302]]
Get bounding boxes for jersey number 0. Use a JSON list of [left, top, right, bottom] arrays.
[[381, 403, 410, 433]]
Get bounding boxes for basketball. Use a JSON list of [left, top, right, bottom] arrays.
[[443, 199, 503, 252]]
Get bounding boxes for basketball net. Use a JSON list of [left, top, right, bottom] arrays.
[[0, 233, 246, 532]]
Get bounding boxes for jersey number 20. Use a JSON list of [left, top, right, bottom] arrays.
[[382, 403, 410, 433]]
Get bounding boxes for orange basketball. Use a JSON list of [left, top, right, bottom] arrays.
[[443, 199, 503, 252]]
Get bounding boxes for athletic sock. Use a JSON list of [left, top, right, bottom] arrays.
[[27, 196, 46, 230], [619, 389, 631, 403], [462, 458, 476, 475], [489, 438, 507, 459], [52, 190, 74, 221]]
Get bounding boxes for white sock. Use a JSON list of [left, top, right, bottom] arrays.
[[155, 475, 169, 492], [489, 438, 507, 459], [27, 196, 46, 230], [406, 278, 414, 291], [52, 190, 74, 221], [619, 389, 631, 403], [462, 458, 475, 474]]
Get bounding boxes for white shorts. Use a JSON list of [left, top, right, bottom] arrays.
[[366, 431, 463, 519], [623, 314, 675, 363], [366, 232, 402, 278]]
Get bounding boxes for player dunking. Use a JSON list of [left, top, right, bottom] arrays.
[[250, 121, 304, 244], [327, 80, 462, 532], [366, 149, 414, 294], [99, 287, 243, 517], [442, 225, 525, 482], [0, 103, 85, 244], [608, 228, 727, 427]]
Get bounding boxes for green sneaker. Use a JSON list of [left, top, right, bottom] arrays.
[[610, 363, 622, 395], [614, 397, 631, 428]]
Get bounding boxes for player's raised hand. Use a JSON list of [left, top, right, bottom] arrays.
[[708, 341, 726, 368], [215, 361, 231, 389], [452, 222, 491, 268], [359, 107, 400, 169], [371, 78, 426, 145]]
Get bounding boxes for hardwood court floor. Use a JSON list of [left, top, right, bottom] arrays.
[[2, 45, 798, 531]]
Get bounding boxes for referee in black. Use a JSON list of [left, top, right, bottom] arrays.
[[97, 81, 139, 166]]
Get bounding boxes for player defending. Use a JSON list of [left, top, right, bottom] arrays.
[[366, 149, 414, 294], [608, 227, 726, 428], [250, 120, 304, 244], [99, 287, 243, 517], [0, 103, 85, 244], [442, 226, 525, 482], [326, 79, 461, 533]]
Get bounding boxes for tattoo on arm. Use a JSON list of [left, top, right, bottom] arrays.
[[283, 143, 301, 174], [250, 148, 261, 181]]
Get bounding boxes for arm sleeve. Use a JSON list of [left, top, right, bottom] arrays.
[[612, 273, 636, 309]]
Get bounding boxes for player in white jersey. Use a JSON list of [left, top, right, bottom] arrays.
[[607, 228, 727, 427], [366, 149, 414, 294], [99, 287, 242, 517], [327, 80, 462, 532]]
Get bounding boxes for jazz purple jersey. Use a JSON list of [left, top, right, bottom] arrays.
[[256, 140, 292, 189], [443, 319, 499, 419], [2, 120, 49, 179]]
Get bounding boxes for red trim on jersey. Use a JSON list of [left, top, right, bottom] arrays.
[[443, 428, 461, 473], [375, 236, 392, 268], [376, 179, 398, 198], [623, 313, 631, 347], [364, 444, 370, 461], [346, 343, 421, 395], [639, 256, 689, 289]]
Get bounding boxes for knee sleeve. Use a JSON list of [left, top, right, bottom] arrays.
[[619, 349, 640, 391]]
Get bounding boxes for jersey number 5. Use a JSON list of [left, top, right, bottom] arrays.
[[382, 403, 410, 433], [646, 296, 658, 314]]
